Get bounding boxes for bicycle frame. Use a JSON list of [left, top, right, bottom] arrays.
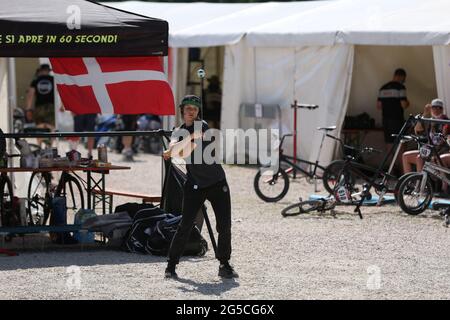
[[279, 127, 329, 174], [353, 115, 417, 217], [417, 158, 449, 195], [342, 160, 395, 192], [277, 127, 330, 190]]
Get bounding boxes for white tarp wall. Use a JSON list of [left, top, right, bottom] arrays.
[[433, 46, 450, 116], [223, 43, 354, 164], [0, 58, 8, 132]]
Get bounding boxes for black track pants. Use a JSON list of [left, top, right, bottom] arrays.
[[168, 179, 231, 264]]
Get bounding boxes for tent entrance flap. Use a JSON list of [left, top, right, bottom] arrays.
[[345, 45, 437, 167]]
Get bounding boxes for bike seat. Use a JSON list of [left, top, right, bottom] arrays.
[[317, 126, 337, 131]]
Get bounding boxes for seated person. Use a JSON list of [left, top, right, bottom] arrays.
[[402, 99, 450, 193]]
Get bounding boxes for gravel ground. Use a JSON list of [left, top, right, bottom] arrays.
[[1, 145, 450, 300]]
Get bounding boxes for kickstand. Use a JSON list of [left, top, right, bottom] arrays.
[[202, 209, 218, 256], [354, 198, 364, 219]]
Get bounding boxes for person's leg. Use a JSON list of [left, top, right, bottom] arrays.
[[72, 114, 83, 152], [166, 183, 206, 277], [439, 153, 450, 193], [416, 155, 425, 172], [121, 115, 137, 161], [85, 114, 97, 158], [402, 150, 419, 173], [206, 180, 238, 278]]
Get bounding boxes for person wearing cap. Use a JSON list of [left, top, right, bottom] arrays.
[[162, 94, 238, 280], [402, 99, 450, 185], [26, 64, 55, 130]]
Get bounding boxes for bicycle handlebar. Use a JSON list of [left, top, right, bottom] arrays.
[[391, 134, 428, 144], [361, 147, 382, 154]]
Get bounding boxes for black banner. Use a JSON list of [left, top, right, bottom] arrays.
[[0, 0, 168, 57]]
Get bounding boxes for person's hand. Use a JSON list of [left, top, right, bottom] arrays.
[[424, 103, 432, 115], [163, 149, 171, 160], [191, 131, 203, 140], [59, 105, 65, 112]]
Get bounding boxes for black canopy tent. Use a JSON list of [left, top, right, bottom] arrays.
[[0, 0, 171, 184], [0, 0, 168, 57]]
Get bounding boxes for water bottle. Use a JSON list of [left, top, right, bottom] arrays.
[[97, 144, 108, 163]]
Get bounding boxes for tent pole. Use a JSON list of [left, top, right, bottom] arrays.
[[6, 58, 16, 187], [167, 48, 176, 130]]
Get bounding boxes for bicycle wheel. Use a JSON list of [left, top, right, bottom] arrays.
[[392, 172, 416, 201], [55, 173, 85, 221], [397, 173, 433, 215], [323, 160, 359, 194], [281, 199, 334, 217], [323, 160, 345, 194], [27, 171, 51, 226], [0, 176, 14, 227], [254, 168, 289, 202]]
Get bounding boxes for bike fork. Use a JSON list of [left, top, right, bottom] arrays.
[[419, 172, 429, 195]]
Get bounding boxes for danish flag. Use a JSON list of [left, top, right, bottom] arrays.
[[49, 57, 175, 115]]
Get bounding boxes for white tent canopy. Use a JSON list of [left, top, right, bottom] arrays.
[[107, 1, 330, 47], [109, 0, 450, 48], [247, 0, 450, 47]]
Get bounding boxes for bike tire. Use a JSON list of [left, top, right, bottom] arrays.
[[0, 176, 14, 227], [393, 172, 416, 202], [397, 173, 433, 215], [55, 174, 85, 213], [323, 160, 345, 194], [281, 199, 332, 217], [323, 160, 359, 194], [254, 168, 290, 203], [27, 171, 51, 226]]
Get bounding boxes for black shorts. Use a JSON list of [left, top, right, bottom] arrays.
[[121, 115, 138, 131], [74, 114, 97, 132], [382, 118, 404, 143]]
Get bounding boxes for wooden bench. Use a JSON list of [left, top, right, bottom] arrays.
[[91, 188, 162, 214]]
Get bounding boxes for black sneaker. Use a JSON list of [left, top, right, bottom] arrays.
[[164, 267, 178, 279], [218, 262, 239, 279]]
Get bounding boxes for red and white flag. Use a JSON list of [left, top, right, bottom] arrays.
[[49, 57, 175, 115]]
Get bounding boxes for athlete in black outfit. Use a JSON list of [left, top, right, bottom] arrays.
[[377, 68, 410, 145], [163, 95, 238, 280]]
